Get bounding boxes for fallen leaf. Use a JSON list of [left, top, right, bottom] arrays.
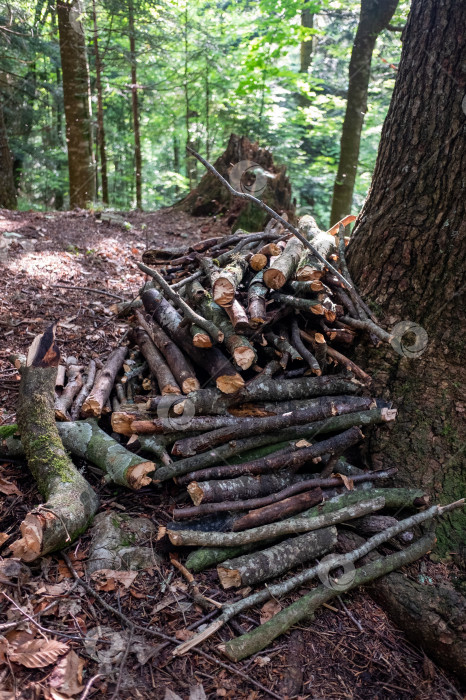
[[9, 638, 69, 668], [335, 473, 354, 490], [259, 599, 281, 624], [48, 650, 84, 696], [0, 533, 9, 546], [0, 558, 31, 585], [90, 569, 138, 591], [254, 655, 271, 667], [0, 477, 22, 496]]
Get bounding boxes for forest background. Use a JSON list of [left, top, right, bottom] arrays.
[[0, 0, 408, 227]]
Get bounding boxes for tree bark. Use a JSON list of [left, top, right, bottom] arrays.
[[330, 0, 399, 225], [346, 0, 466, 556], [81, 346, 127, 417], [128, 0, 142, 209], [0, 101, 17, 209], [218, 526, 336, 589], [91, 0, 108, 204], [57, 0, 95, 208]]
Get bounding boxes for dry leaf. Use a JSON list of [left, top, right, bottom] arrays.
[[0, 476, 22, 496], [9, 638, 69, 668], [335, 473, 354, 490], [0, 533, 9, 546], [90, 569, 138, 592], [254, 656, 271, 667], [48, 650, 84, 697], [0, 559, 31, 585], [259, 599, 281, 624]]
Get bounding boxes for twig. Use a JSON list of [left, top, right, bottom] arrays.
[[137, 262, 224, 343], [338, 595, 364, 632], [61, 553, 282, 700], [52, 285, 125, 301], [169, 553, 222, 610], [79, 674, 104, 700], [186, 146, 352, 290]]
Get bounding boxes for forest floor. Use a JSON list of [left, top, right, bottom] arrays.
[[0, 208, 463, 700]]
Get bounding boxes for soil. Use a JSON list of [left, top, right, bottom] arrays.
[[0, 208, 463, 700]]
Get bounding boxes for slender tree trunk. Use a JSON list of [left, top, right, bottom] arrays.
[[300, 2, 314, 74], [330, 0, 399, 226], [92, 0, 109, 205], [347, 0, 466, 555], [0, 102, 17, 209], [57, 0, 95, 208], [128, 0, 142, 210]]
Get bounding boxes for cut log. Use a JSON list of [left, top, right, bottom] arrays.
[[197, 297, 256, 370], [10, 326, 99, 562], [263, 236, 303, 290], [173, 469, 396, 519], [212, 256, 248, 307], [154, 408, 393, 482], [249, 253, 268, 271], [81, 346, 128, 417], [224, 299, 250, 333], [70, 359, 97, 420], [167, 496, 384, 547], [231, 488, 323, 531], [54, 363, 83, 421], [170, 397, 373, 457], [133, 326, 181, 395], [142, 288, 244, 394], [218, 526, 337, 588], [271, 292, 325, 315], [248, 270, 268, 327], [186, 427, 363, 503], [138, 316, 200, 394], [291, 317, 321, 374]]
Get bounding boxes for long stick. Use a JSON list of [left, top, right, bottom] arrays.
[[186, 145, 352, 289]]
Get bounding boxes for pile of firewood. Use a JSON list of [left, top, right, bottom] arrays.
[[3, 214, 463, 662]]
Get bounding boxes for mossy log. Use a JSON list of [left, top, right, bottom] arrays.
[[218, 526, 337, 589], [10, 327, 99, 562]]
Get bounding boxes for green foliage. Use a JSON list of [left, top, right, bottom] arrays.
[[0, 0, 409, 224]]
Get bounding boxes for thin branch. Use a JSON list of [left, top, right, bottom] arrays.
[[52, 285, 125, 301]]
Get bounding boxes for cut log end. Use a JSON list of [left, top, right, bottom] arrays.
[[263, 269, 286, 290], [215, 373, 245, 394], [9, 513, 43, 562], [213, 280, 235, 307], [233, 346, 256, 371], [187, 481, 204, 506], [192, 333, 213, 348], [381, 408, 398, 422], [250, 254, 268, 271], [127, 460, 155, 489], [296, 268, 324, 282], [182, 377, 201, 394], [81, 395, 102, 418], [217, 566, 241, 589]]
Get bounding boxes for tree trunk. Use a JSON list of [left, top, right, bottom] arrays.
[[330, 0, 399, 226], [128, 0, 142, 209], [57, 0, 95, 208], [91, 0, 109, 205], [347, 0, 465, 557], [175, 134, 295, 231], [300, 2, 314, 75], [0, 102, 17, 209]]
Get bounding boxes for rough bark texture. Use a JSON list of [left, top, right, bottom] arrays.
[[57, 0, 95, 208], [346, 0, 466, 556], [330, 0, 399, 224], [91, 0, 108, 204], [174, 133, 295, 231], [218, 526, 337, 589], [0, 102, 17, 209]]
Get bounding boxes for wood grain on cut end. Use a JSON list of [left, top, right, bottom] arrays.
[[310, 305, 324, 315], [161, 383, 182, 396], [187, 481, 204, 506], [81, 395, 101, 417], [111, 411, 136, 436], [296, 268, 324, 282], [192, 332, 213, 348], [182, 377, 201, 393], [263, 268, 286, 290], [250, 253, 267, 271], [217, 566, 241, 589], [216, 373, 245, 394], [233, 346, 256, 371], [213, 278, 235, 306], [127, 460, 155, 489]]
